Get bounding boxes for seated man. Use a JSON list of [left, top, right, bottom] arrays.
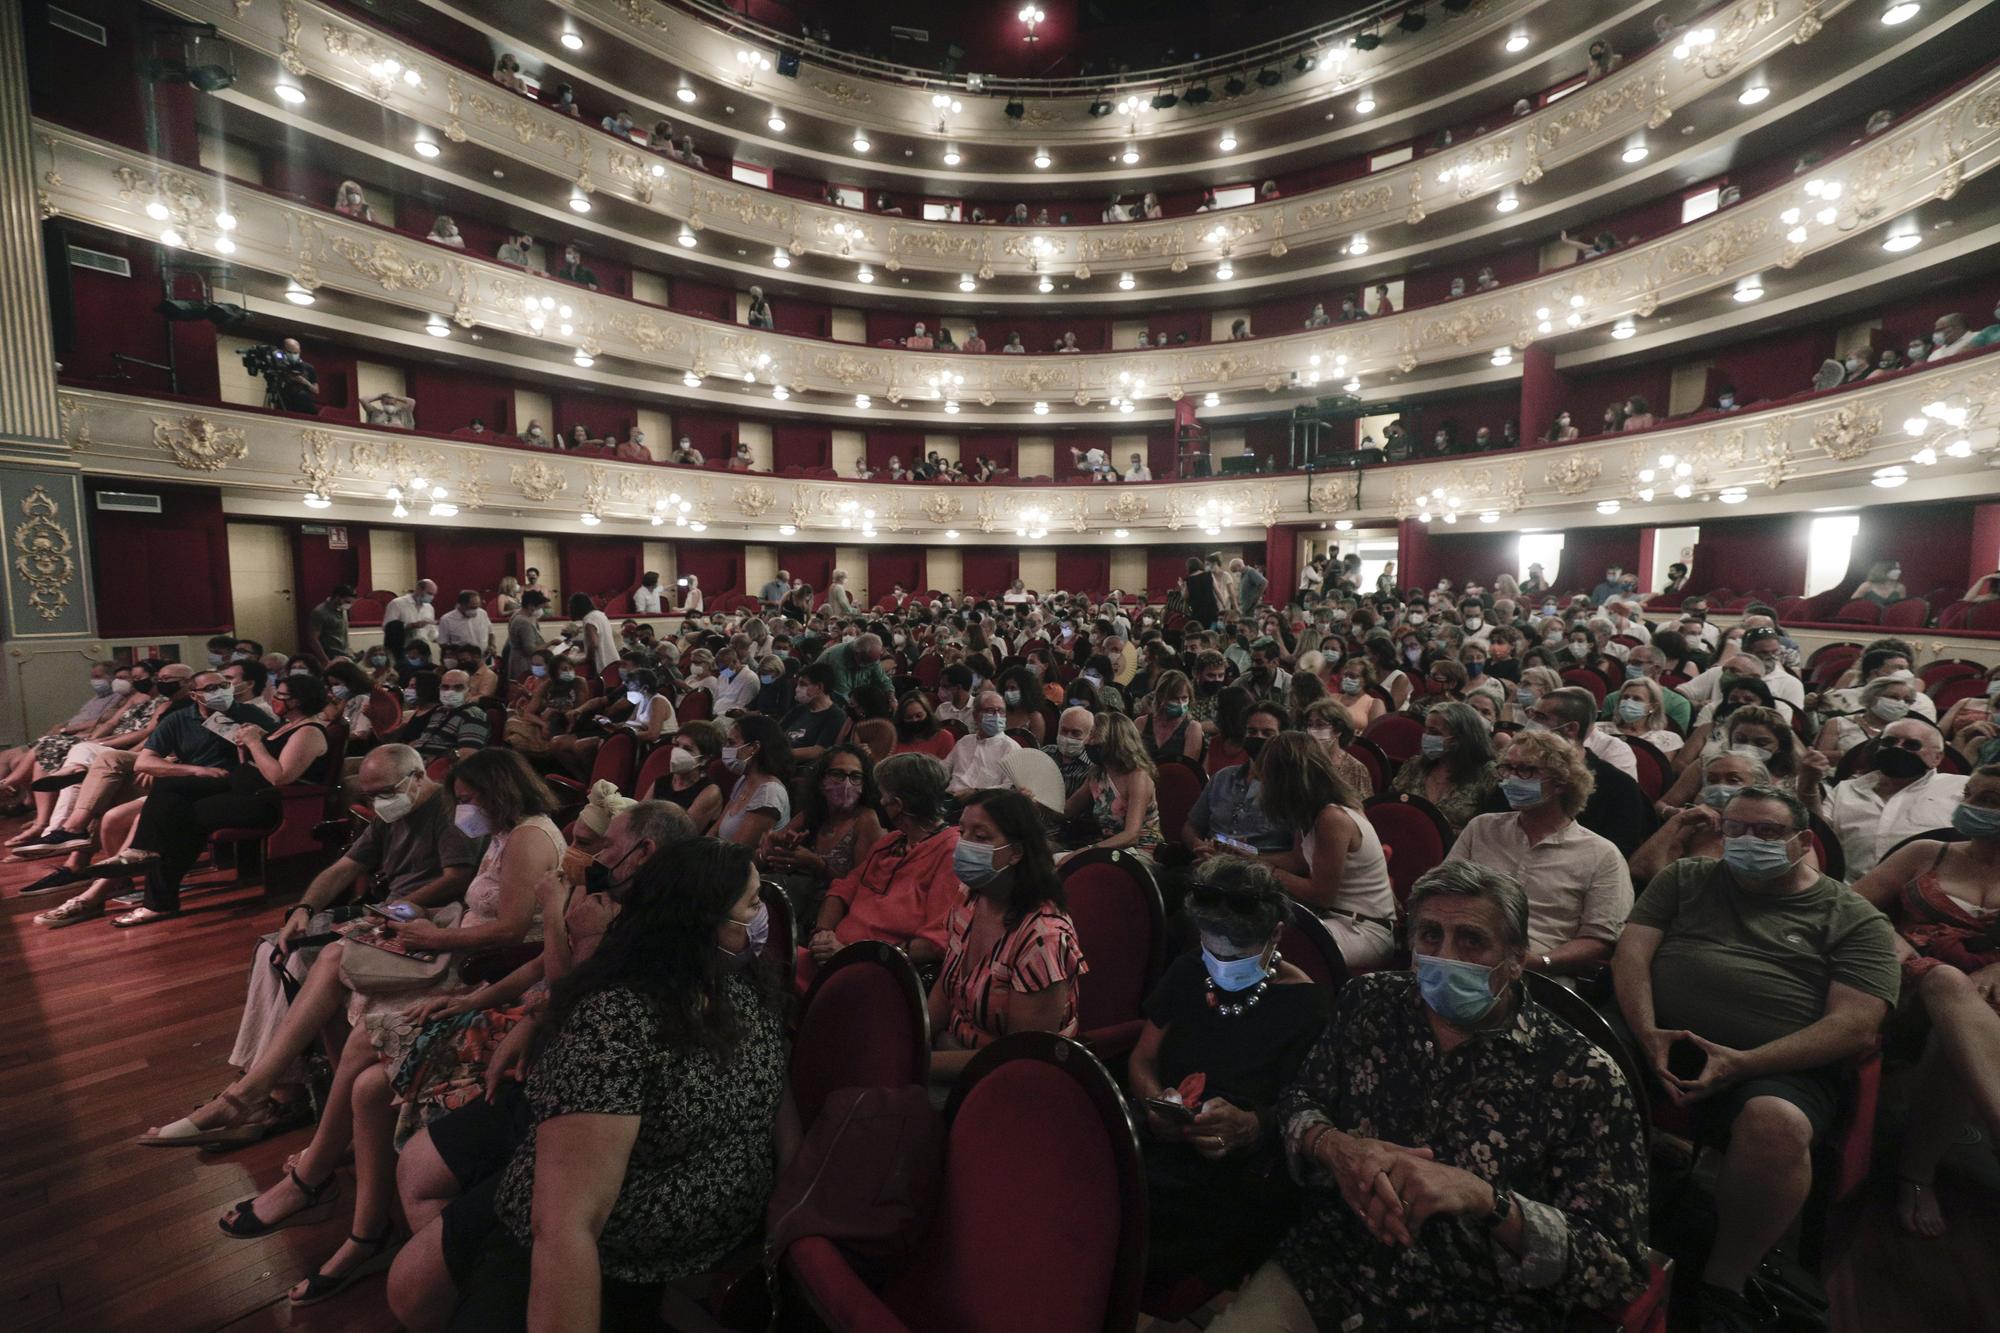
[[141, 744, 478, 1141], [944, 691, 1019, 798], [1212, 860, 1649, 1331], [1042, 705, 1096, 798], [1182, 701, 1297, 866], [412, 668, 490, 760], [1613, 785, 1897, 1331], [1824, 717, 1966, 877], [1447, 731, 1632, 978]]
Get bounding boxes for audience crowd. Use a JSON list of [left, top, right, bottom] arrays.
[[14, 543, 2000, 1333]]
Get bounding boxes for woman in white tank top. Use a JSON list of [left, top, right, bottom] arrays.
[[1255, 733, 1397, 968]]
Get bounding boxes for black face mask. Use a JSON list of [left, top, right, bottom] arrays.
[[1198, 678, 1223, 696], [131, 677, 155, 694], [156, 678, 184, 697], [1872, 746, 1928, 780], [1083, 743, 1104, 767], [586, 842, 643, 900], [1243, 735, 1268, 760]]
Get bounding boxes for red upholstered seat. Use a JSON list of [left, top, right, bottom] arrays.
[[786, 1033, 1142, 1333], [1361, 792, 1453, 911], [211, 723, 351, 880], [1152, 759, 1205, 841], [364, 686, 402, 733], [1561, 668, 1607, 705], [546, 729, 638, 815], [1058, 850, 1165, 1062], [631, 742, 679, 801], [1346, 734, 1391, 793], [1932, 676, 1987, 713], [1362, 714, 1424, 764], [1278, 896, 1350, 993], [1917, 659, 1981, 691], [912, 653, 943, 689], [677, 689, 712, 723], [1623, 736, 1672, 801], [1808, 647, 1862, 691], [1831, 598, 1882, 624], [790, 942, 930, 1131], [1880, 597, 1930, 627], [346, 597, 384, 626], [1967, 600, 2000, 632]]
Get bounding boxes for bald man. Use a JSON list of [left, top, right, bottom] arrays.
[[1043, 705, 1097, 797], [384, 579, 440, 656], [1825, 717, 1967, 877], [945, 690, 1020, 797], [411, 669, 488, 759]]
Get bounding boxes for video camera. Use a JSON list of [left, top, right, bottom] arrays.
[[238, 342, 288, 378]]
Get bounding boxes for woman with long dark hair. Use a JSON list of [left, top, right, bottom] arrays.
[[929, 789, 1088, 1082], [715, 714, 795, 848], [765, 743, 884, 927], [1257, 733, 1396, 968], [422, 838, 785, 1328]]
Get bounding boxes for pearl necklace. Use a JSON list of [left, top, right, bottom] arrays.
[[1205, 950, 1281, 1017]]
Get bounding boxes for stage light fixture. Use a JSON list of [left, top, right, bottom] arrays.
[[1004, 98, 1026, 120], [1088, 97, 1112, 117], [1399, 8, 1428, 33], [1183, 81, 1211, 105], [1255, 66, 1281, 87], [1223, 73, 1247, 96], [1150, 90, 1178, 109], [1354, 29, 1381, 51]]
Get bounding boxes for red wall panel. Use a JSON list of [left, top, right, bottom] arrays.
[[1056, 550, 1111, 597], [960, 548, 1019, 599], [87, 479, 234, 637], [867, 550, 926, 603], [674, 541, 744, 598], [559, 536, 643, 604], [865, 429, 925, 470], [408, 367, 515, 434], [673, 410, 737, 460], [414, 530, 523, 606], [551, 392, 638, 443], [668, 277, 735, 322], [782, 544, 836, 599], [772, 423, 833, 473], [1683, 515, 1810, 599], [1551, 526, 1644, 598]]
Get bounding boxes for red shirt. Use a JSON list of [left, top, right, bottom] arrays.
[[828, 825, 962, 954]]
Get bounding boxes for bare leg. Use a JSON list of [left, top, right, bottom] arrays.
[[1896, 1038, 1964, 1237], [1919, 965, 2000, 1130], [289, 1061, 398, 1300], [151, 942, 352, 1133], [225, 1024, 375, 1230], [396, 1128, 461, 1234], [387, 1218, 459, 1333], [1701, 1096, 1814, 1292]]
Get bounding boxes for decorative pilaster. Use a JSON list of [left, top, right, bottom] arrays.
[[0, 0, 61, 453]]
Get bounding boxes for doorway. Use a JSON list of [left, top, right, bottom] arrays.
[[226, 521, 296, 654]]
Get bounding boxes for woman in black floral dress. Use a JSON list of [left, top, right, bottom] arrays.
[[429, 838, 785, 1330]]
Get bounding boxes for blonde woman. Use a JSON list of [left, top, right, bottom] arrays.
[[1511, 665, 1564, 726], [333, 180, 372, 222], [1064, 712, 1163, 856], [1610, 676, 1683, 756], [494, 575, 521, 620]]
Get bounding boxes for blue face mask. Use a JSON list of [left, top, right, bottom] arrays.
[[1952, 803, 2000, 840], [1722, 834, 1798, 880], [1515, 688, 1536, 708], [1624, 664, 1646, 681], [759, 673, 777, 686], [1201, 941, 1271, 993], [530, 664, 548, 678], [978, 714, 1005, 738], [1617, 698, 1648, 724], [1465, 661, 1485, 677], [1500, 776, 1545, 809], [1421, 733, 1447, 760], [954, 839, 1007, 888], [1700, 783, 1740, 810], [1413, 952, 1505, 1025]]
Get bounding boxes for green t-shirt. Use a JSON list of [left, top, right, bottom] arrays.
[[1629, 857, 1899, 1052]]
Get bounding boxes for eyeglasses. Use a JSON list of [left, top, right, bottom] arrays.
[[823, 772, 865, 785], [1498, 763, 1546, 780], [1720, 818, 1800, 841], [1879, 735, 1927, 752]]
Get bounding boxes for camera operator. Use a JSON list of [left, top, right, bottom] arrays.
[[242, 337, 318, 413]]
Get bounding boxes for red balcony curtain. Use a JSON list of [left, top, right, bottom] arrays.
[[784, 544, 836, 599], [675, 541, 744, 598], [559, 537, 644, 605], [1147, 548, 1205, 601], [406, 367, 515, 435], [674, 411, 737, 461], [866, 429, 925, 470], [87, 480, 234, 637], [868, 550, 926, 604], [960, 548, 1019, 599], [414, 531, 524, 607], [1056, 550, 1110, 598], [1551, 527, 1642, 598], [773, 424, 833, 473], [667, 277, 734, 321]]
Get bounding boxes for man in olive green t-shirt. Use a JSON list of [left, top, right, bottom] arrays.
[[1612, 786, 1897, 1333]]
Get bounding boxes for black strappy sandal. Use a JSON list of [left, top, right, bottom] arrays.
[[216, 1164, 340, 1237], [288, 1230, 398, 1306]]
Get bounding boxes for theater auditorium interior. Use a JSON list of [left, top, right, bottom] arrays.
[[5, 0, 2000, 1328]]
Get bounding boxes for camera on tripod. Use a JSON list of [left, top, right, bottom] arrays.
[[239, 342, 313, 411], [238, 342, 285, 378]]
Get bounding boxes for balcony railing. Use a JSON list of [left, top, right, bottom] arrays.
[[38, 59, 1996, 414], [53, 349, 2000, 540], [148, 0, 1854, 278]]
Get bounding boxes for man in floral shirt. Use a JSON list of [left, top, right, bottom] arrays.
[[1211, 860, 1649, 1332]]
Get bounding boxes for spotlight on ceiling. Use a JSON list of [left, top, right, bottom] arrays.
[[1004, 97, 1026, 120], [1293, 52, 1316, 74], [1354, 29, 1381, 50], [1255, 66, 1281, 87], [273, 78, 305, 104], [1087, 96, 1112, 117], [1150, 90, 1178, 109], [560, 31, 583, 51], [1398, 8, 1428, 33], [1183, 81, 1212, 105], [1222, 72, 1247, 97]]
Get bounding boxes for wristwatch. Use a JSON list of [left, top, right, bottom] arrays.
[[1482, 1187, 1515, 1230], [1540, 954, 1553, 971]]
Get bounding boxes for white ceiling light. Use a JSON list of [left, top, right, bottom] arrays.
[[426, 315, 450, 338], [1038, 275, 1054, 293], [1719, 487, 1748, 504], [302, 491, 331, 509], [1881, 2, 1921, 24], [1596, 500, 1622, 515], [943, 146, 961, 166], [284, 282, 315, 306], [773, 384, 790, 401], [1118, 272, 1135, 290], [1495, 191, 1519, 213], [160, 228, 183, 248], [857, 265, 874, 283], [1621, 143, 1650, 164], [1505, 32, 1531, 53], [683, 369, 702, 387], [560, 31, 584, 51], [213, 235, 235, 255], [1216, 260, 1234, 281], [855, 394, 871, 409], [1872, 465, 1909, 488], [1333, 519, 1352, 531], [1490, 348, 1513, 366], [1738, 83, 1770, 106], [958, 273, 976, 292], [1033, 149, 1052, 169], [215, 211, 236, 231], [772, 248, 791, 268], [1218, 132, 1237, 152], [413, 138, 440, 159], [675, 86, 696, 104], [945, 529, 960, 539], [767, 111, 787, 132], [1882, 231, 1921, 252], [573, 350, 594, 367], [944, 399, 960, 414], [1479, 511, 1499, 523], [1113, 529, 1130, 539], [1033, 401, 1049, 415], [273, 79, 305, 105], [1733, 277, 1764, 302], [1121, 143, 1139, 165], [568, 191, 591, 213], [1354, 92, 1375, 114], [852, 131, 871, 153], [677, 226, 697, 248], [1347, 234, 1369, 255], [1612, 318, 1637, 340], [580, 512, 601, 526]]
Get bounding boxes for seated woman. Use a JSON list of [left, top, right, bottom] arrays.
[[1303, 699, 1376, 798], [559, 667, 677, 780], [176, 750, 561, 1300], [1140, 669, 1205, 766], [1391, 701, 1499, 834], [765, 743, 884, 930], [10, 663, 169, 851], [929, 788, 1087, 1083], [1815, 675, 1918, 762], [1334, 658, 1387, 731], [1065, 713, 1164, 857], [1852, 559, 1907, 606], [715, 714, 794, 848], [504, 651, 589, 753], [1131, 857, 1329, 1291], [1940, 665, 2000, 764], [389, 837, 784, 1329], [109, 675, 334, 927], [998, 666, 1047, 745], [1668, 702, 1823, 815], [892, 690, 958, 759], [1610, 676, 1684, 757], [805, 752, 960, 978], [1509, 664, 1564, 728], [1631, 749, 1779, 883], [1851, 765, 2000, 1236], [1259, 733, 1397, 969]]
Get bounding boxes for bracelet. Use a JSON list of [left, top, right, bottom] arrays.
[[287, 904, 314, 919], [1302, 1123, 1334, 1162]]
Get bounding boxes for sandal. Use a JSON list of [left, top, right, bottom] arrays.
[[138, 1089, 257, 1147], [80, 851, 158, 879], [288, 1230, 399, 1306], [216, 1164, 340, 1238], [112, 905, 177, 928], [33, 895, 101, 929]]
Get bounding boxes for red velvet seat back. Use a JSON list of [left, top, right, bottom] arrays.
[[1880, 597, 1930, 627], [1152, 762, 1204, 841], [791, 946, 929, 1131], [1362, 713, 1424, 764], [1059, 858, 1158, 1036], [1560, 669, 1607, 705], [1361, 796, 1450, 906], [677, 689, 713, 723], [884, 1062, 1123, 1332], [632, 743, 678, 800], [591, 729, 638, 794]]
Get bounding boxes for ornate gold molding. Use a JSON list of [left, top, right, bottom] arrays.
[[151, 415, 249, 471], [12, 486, 76, 621]]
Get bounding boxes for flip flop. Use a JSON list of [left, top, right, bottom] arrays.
[[138, 1089, 256, 1147]]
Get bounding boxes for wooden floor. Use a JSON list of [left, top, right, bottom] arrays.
[[2, 827, 1998, 1333]]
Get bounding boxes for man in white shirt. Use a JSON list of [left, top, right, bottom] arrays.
[[1680, 638, 1805, 713], [1825, 719, 1967, 877], [709, 646, 762, 714], [1446, 730, 1632, 977], [1822, 647, 1937, 722], [1927, 311, 1978, 362], [935, 665, 976, 726], [382, 579, 438, 655], [1125, 453, 1152, 481], [945, 691, 1020, 797], [632, 572, 665, 615], [435, 590, 493, 655], [1535, 686, 1638, 783]]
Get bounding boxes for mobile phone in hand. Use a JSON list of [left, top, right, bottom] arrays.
[[1145, 1096, 1198, 1124], [365, 901, 420, 922], [1668, 1037, 1708, 1081]]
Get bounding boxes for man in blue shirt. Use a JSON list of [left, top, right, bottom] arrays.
[[1180, 702, 1300, 870]]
